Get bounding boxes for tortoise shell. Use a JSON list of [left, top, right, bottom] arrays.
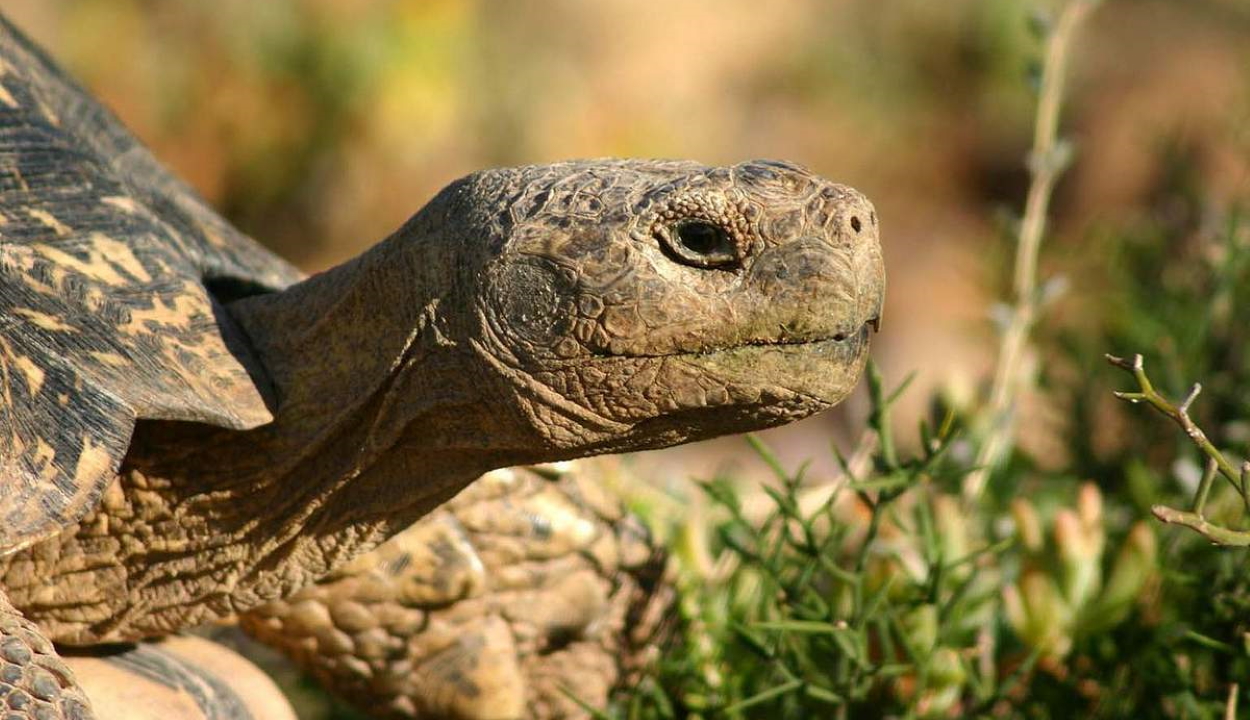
[[0, 15, 302, 552]]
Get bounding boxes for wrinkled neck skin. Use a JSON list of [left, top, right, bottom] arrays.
[[3, 201, 555, 644]]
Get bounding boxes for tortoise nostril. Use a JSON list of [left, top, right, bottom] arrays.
[[850, 216, 862, 233]]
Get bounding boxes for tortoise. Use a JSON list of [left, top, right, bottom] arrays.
[[0, 8, 885, 720]]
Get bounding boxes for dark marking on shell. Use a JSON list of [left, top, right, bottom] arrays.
[[0, 14, 306, 553], [105, 644, 254, 720]]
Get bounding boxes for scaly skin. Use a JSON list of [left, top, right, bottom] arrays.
[[0, 592, 93, 720], [240, 466, 670, 720]]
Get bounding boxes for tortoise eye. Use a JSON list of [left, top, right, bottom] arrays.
[[664, 221, 738, 269]]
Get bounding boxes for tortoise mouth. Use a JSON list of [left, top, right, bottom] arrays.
[[591, 317, 878, 361], [687, 322, 872, 363], [671, 322, 874, 406], [553, 324, 873, 454]]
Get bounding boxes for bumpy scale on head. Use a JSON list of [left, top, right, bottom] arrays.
[[460, 159, 885, 457]]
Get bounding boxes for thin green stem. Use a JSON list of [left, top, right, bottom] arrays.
[[964, 0, 1099, 501], [1151, 506, 1250, 547], [1109, 353, 1250, 545], [1107, 354, 1244, 495], [1194, 458, 1218, 516], [867, 361, 900, 472]]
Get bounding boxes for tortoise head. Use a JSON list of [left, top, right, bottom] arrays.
[[444, 159, 885, 457]]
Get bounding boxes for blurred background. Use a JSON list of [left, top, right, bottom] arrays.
[[4, 1, 1250, 718], [2, 0, 1246, 484]]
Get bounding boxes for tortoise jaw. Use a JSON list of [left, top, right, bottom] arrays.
[[675, 323, 873, 408], [584, 315, 877, 361], [590, 314, 876, 361], [590, 326, 873, 449]]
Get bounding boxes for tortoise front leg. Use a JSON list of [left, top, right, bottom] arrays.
[[0, 590, 94, 720], [242, 466, 671, 720]]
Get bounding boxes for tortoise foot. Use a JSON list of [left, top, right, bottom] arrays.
[[0, 591, 95, 720]]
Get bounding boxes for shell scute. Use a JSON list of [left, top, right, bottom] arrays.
[[0, 14, 306, 552]]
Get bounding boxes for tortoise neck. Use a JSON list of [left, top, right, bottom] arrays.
[[213, 217, 499, 497], [38, 220, 538, 640]]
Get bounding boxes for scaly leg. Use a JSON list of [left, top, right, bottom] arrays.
[[0, 589, 94, 720], [242, 466, 672, 720]]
